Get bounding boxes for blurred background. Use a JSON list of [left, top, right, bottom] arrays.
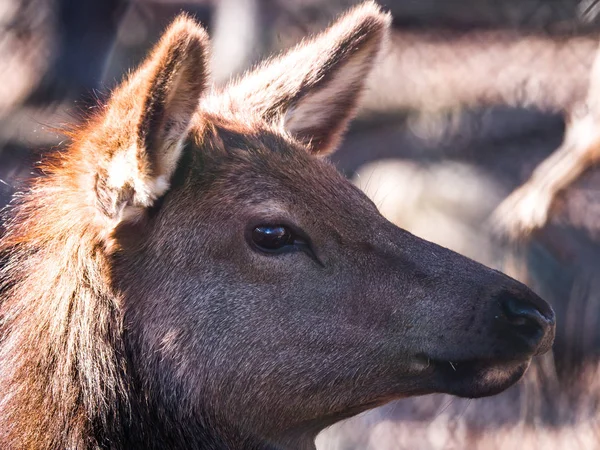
[[1, 0, 600, 448]]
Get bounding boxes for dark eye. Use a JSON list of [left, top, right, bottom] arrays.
[[252, 225, 295, 251]]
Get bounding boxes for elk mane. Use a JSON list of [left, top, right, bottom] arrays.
[[0, 132, 129, 449]]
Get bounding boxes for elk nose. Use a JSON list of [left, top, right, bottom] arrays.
[[497, 290, 555, 355]]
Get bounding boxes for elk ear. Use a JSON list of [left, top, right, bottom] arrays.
[[92, 15, 208, 221], [219, 1, 390, 155]]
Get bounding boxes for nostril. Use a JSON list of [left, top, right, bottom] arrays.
[[503, 297, 540, 325], [493, 287, 555, 355], [500, 296, 548, 337]]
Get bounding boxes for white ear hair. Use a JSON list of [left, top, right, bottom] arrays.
[[94, 15, 209, 222]]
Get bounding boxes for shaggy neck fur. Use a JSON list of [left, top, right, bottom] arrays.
[[0, 148, 130, 449]]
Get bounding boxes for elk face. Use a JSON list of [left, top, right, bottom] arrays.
[[81, 2, 555, 447]]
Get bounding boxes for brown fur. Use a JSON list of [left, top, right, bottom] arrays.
[[0, 3, 554, 449], [0, 15, 209, 448]]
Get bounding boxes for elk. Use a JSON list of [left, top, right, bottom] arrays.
[[0, 3, 555, 449]]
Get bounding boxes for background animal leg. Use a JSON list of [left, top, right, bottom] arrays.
[[490, 116, 600, 240]]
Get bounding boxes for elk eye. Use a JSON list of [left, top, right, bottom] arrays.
[[252, 225, 294, 251]]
